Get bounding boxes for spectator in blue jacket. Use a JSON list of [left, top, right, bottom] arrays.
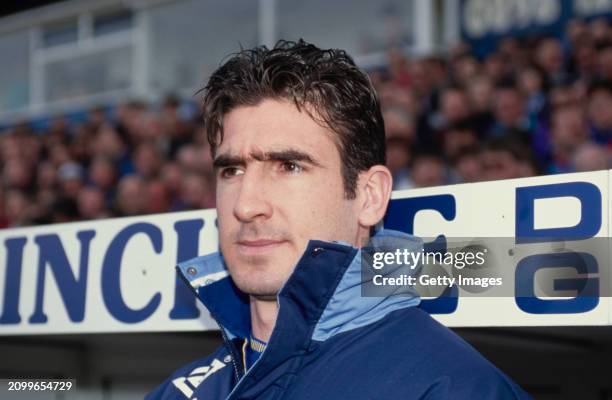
[[146, 40, 531, 400]]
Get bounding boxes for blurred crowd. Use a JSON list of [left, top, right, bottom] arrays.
[[1, 18, 612, 228], [0, 97, 215, 227], [376, 17, 612, 191]]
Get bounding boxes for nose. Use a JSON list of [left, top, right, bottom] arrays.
[[233, 168, 273, 222]]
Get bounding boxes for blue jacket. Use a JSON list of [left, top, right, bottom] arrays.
[[146, 229, 531, 399]]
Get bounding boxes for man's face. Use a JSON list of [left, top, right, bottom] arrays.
[[588, 89, 612, 131], [494, 89, 524, 126], [214, 99, 361, 298]]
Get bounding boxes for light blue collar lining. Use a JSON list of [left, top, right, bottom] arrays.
[[312, 229, 422, 342], [177, 229, 423, 343]]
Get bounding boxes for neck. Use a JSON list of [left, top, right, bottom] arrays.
[[250, 296, 278, 342]]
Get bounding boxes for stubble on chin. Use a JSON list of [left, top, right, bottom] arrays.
[[230, 268, 285, 298], [222, 230, 297, 297]]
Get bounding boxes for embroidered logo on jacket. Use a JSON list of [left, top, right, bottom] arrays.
[[172, 357, 230, 398]]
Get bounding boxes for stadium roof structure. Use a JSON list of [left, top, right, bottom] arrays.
[[0, 0, 65, 18]]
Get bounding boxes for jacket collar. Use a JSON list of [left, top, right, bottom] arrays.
[[176, 228, 422, 344]]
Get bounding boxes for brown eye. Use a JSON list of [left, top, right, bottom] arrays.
[[280, 161, 303, 174], [220, 167, 244, 178]]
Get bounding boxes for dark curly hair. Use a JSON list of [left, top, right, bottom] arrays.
[[200, 39, 386, 199]]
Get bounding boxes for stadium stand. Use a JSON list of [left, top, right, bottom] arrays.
[[1, 18, 611, 229]]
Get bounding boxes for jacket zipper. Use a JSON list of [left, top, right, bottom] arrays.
[[219, 325, 243, 382], [223, 297, 280, 400]]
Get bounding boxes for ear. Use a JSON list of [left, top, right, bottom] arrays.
[[356, 165, 393, 228]]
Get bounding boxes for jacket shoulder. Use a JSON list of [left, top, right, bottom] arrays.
[[145, 346, 234, 400], [417, 359, 532, 399], [393, 307, 532, 399]]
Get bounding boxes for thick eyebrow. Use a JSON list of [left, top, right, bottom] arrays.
[[213, 148, 323, 169]]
